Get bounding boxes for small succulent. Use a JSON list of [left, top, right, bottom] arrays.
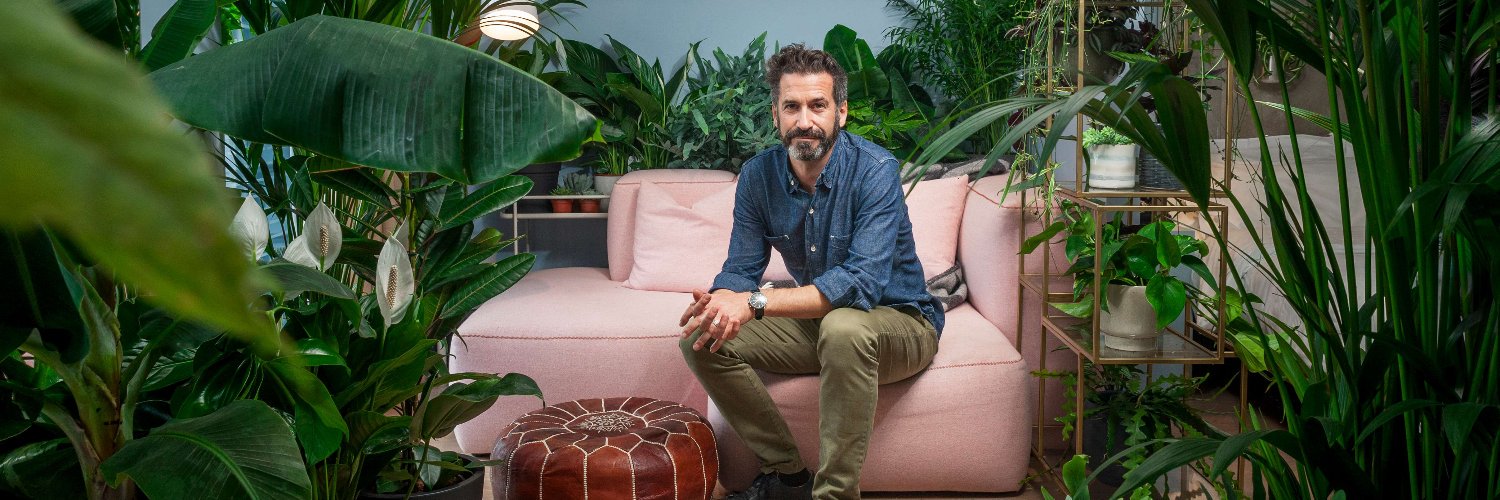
[[549, 186, 574, 196]]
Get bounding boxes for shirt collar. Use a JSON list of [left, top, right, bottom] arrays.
[[781, 131, 849, 194]]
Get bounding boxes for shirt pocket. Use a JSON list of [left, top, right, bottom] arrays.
[[827, 233, 853, 264]]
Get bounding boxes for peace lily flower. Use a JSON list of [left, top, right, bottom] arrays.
[[376, 223, 415, 328], [230, 197, 269, 261], [285, 202, 343, 271]]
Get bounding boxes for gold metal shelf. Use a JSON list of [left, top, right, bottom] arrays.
[[1020, 273, 1076, 301], [1055, 185, 1227, 201], [1041, 313, 1224, 365]]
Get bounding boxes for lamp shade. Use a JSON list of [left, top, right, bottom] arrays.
[[479, 3, 539, 41]]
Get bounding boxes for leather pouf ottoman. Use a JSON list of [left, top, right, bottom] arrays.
[[492, 397, 718, 499]]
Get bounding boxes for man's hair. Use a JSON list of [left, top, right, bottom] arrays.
[[765, 44, 848, 107]]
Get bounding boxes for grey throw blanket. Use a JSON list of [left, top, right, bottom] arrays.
[[762, 262, 967, 312]]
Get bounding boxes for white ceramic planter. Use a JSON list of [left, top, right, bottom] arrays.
[[1098, 284, 1161, 351], [593, 174, 622, 210], [1087, 144, 1138, 189]]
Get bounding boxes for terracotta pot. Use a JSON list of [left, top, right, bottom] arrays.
[[1086, 144, 1138, 189], [1098, 284, 1161, 351], [577, 199, 601, 213], [550, 199, 575, 213]]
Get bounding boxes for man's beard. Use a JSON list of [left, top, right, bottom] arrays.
[[781, 122, 838, 161]]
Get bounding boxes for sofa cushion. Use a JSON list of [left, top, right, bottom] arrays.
[[624, 182, 791, 293], [905, 176, 969, 280], [451, 267, 712, 453], [710, 304, 1031, 492]]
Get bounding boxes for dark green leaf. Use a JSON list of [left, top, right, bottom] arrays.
[[1180, 255, 1217, 289], [1145, 275, 1186, 330], [346, 411, 411, 455], [101, 400, 312, 499], [440, 254, 535, 319], [1154, 222, 1180, 268], [1054, 299, 1093, 318], [0, 438, 84, 500], [150, 15, 601, 184], [412, 373, 541, 441], [437, 176, 533, 231], [261, 260, 356, 299], [140, 0, 217, 71], [1020, 221, 1066, 254], [1442, 403, 1491, 452]]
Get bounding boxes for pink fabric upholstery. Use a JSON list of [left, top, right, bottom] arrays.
[[709, 305, 1031, 492], [608, 170, 737, 282], [960, 177, 1072, 434], [452, 267, 710, 453], [904, 176, 969, 279], [624, 182, 791, 292]]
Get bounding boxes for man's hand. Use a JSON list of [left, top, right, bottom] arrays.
[[678, 289, 753, 352]]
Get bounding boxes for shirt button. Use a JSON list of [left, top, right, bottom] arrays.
[[808, 208, 815, 215], [810, 245, 817, 252]]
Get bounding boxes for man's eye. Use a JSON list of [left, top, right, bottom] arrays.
[[813, 103, 826, 111]]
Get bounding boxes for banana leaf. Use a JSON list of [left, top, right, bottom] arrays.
[[149, 15, 601, 184]]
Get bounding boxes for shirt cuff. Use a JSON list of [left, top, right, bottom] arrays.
[[710, 272, 760, 293], [812, 268, 872, 311]]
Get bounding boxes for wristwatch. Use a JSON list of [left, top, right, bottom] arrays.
[[748, 291, 768, 320]]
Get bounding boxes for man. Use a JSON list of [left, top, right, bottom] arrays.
[[677, 44, 944, 500]]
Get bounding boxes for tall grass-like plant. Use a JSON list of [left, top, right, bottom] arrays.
[[916, 0, 1500, 497], [885, 0, 1030, 153]]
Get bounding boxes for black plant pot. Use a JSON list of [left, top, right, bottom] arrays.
[[360, 454, 485, 500], [517, 162, 562, 213], [1082, 396, 1129, 489], [1137, 150, 1184, 191]]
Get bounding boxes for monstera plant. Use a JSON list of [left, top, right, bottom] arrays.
[[146, 14, 598, 499]]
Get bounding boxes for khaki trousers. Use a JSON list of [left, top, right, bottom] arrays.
[[679, 306, 939, 499]]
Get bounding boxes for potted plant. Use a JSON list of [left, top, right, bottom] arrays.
[[657, 33, 779, 172], [1025, 202, 1218, 351], [1082, 125, 1138, 189], [548, 185, 576, 212], [557, 172, 599, 213], [1037, 364, 1211, 495]]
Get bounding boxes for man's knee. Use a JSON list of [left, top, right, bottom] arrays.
[[818, 308, 878, 353]]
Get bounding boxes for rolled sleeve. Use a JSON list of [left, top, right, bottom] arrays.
[[811, 165, 903, 310], [711, 169, 771, 293]]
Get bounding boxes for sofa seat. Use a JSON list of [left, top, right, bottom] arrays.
[[711, 304, 1032, 493], [451, 267, 710, 453]]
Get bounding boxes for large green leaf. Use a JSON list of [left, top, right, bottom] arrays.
[[140, 0, 218, 71], [439, 253, 535, 319], [149, 15, 601, 184], [101, 399, 312, 500], [411, 373, 540, 440], [0, 0, 278, 349], [0, 438, 85, 500], [823, 24, 889, 101], [436, 175, 533, 231], [261, 260, 356, 299], [54, 0, 123, 49]]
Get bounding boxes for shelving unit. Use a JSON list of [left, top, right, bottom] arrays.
[[500, 194, 610, 254], [1014, 0, 1250, 488]]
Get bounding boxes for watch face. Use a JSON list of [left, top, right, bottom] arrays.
[[749, 292, 768, 309]]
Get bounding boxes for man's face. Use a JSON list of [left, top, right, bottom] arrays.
[[773, 72, 847, 162]]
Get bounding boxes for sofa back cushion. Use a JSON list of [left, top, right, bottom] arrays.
[[904, 176, 969, 280], [608, 170, 738, 281], [623, 182, 792, 292]]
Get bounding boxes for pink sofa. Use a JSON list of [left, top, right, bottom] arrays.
[[454, 169, 1066, 493]]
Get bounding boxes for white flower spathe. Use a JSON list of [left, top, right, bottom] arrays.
[[376, 229, 415, 328], [230, 197, 269, 261]]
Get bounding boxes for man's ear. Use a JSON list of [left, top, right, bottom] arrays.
[[837, 101, 849, 128]]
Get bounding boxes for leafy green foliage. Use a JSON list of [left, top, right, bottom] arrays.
[[1039, 203, 1216, 330], [556, 36, 689, 173], [885, 0, 1030, 153], [1081, 126, 1134, 148], [659, 33, 779, 172], [825, 25, 939, 161], [101, 400, 312, 499]]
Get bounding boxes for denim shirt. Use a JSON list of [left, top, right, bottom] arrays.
[[710, 131, 944, 335]]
